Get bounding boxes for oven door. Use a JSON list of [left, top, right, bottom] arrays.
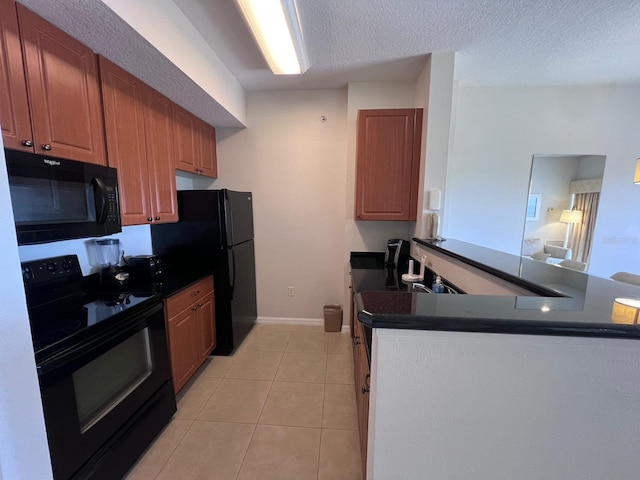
[[37, 301, 172, 480], [5, 149, 121, 245]]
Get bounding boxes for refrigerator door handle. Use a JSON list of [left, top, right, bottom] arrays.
[[229, 248, 236, 301], [224, 189, 235, 247]]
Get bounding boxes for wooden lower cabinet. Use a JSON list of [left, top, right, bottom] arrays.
[[165, 276, 216, 394], [354, 319, 370, 478]]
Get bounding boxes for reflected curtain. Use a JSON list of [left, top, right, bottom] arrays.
[[568, 192, 600, 264]]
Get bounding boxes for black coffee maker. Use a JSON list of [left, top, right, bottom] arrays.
[[384, 238, 410, 268]]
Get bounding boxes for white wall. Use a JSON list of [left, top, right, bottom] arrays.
[[101, 0, 246, 125], [447, 84, 640, 278], [0, 142, 53, 479], [200, 90, 348, 320], [370, 329, 640, 480], [413, 53, 456, 241]]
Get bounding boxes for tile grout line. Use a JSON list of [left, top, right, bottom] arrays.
[[234, 340, 283, 480], [150, 418, 195, 480]]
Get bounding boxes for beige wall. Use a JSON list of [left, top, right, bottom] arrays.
[[199, 90, 349, 320]]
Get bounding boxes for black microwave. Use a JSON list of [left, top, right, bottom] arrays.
[[5, 149, 121, 245]]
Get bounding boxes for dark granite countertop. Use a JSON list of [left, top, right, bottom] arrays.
[[352, 241, 640, 339]]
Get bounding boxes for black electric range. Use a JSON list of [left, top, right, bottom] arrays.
[[23, 256, 160, 361], [21, 254, 175, 480]]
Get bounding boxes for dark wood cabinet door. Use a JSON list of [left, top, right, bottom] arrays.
[[354, 320, 370, 477], [195, 292, 216, 364], [18, 5, 106, 165], [143, 86, 178, 223], [100, 58, 151, 226], [197, 119, 218, 178], [172, 104, 199, 174], [355, 108, 422, 221], [167, 307, 198, 394], [0, 0, 33, 151]]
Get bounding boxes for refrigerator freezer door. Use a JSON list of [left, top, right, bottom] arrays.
[[224, 190, 254, 246], [227, 239, 257, 351]]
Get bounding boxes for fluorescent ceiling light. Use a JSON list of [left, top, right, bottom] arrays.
[[235, 0, 309, 75]]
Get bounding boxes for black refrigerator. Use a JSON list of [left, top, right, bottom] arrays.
[[151, 189, 257, 355]]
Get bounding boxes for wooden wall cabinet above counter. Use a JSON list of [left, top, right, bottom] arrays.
[[100, 58, 178, 226], [173, 104, 218, 178], [355, 108, 423, 221], [0, 0, 106, 165], [1, 0, 219, 227]]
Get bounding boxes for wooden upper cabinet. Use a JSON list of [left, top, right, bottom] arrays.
[[100, 57, 178, 226], [172, 104, 218, 178], [144, 87, 178, 223], [100, 57, 150, 225], [0, 0, 33, 151], [17, 4, 106, 165], [197, 120, 218, 178], [355, 108, 423, 221], [172, 104, 199, 173]]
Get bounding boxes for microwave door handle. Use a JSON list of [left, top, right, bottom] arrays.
[[92, 177, 109, 224]]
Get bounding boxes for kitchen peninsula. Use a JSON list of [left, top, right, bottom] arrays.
[[353, 239, 640, 480]]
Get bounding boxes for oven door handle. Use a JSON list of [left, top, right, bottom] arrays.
[[37, 302, 162, 378]]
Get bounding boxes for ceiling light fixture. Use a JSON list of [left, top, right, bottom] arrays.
[[634, 158, 640, 184], [235, 0, 309, 75]]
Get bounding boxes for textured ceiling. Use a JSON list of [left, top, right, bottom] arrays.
[[14, 0, 640, 126], [174, 0, 640, 90]]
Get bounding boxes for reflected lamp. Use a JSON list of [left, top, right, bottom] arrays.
[[559, 208, 583, 224], [611, 298, 640, 324]]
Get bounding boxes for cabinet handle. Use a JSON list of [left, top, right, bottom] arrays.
[[361, 374, 371, 394], [41, 144, 51, 151], [353, 336, 360, 346], [147, 217, 153, 222], [197, 303, 203, 307], [192, 305, 198, 310], [22, 140, 33, 147], [191, 290, 200, 297], [155, 216, 160, 221]]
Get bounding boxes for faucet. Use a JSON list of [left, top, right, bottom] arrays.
[[410, 283, 433, 293]]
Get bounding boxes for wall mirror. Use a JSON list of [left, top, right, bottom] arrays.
[[520, 154, 606, 273]]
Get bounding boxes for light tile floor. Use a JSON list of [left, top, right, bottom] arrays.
[[125, 324, 362, 480]]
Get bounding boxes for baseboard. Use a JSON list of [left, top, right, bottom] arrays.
[[256, 317, 349, 332], [257, 316, 323, 326]]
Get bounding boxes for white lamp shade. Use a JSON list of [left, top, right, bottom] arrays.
[[559, 209, 583, 224], [611, 298, 640, 324], [634, 158, 640, 184]]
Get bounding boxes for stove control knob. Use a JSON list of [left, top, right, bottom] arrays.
[[46, 262, 58, 273], [61, 260, 72, 270], [22, 267, 32, 280]]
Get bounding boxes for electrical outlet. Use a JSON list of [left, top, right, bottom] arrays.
[[288, 286, 294, 297]]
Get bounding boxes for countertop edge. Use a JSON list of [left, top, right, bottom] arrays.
[[413, 238, 565, 297]]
